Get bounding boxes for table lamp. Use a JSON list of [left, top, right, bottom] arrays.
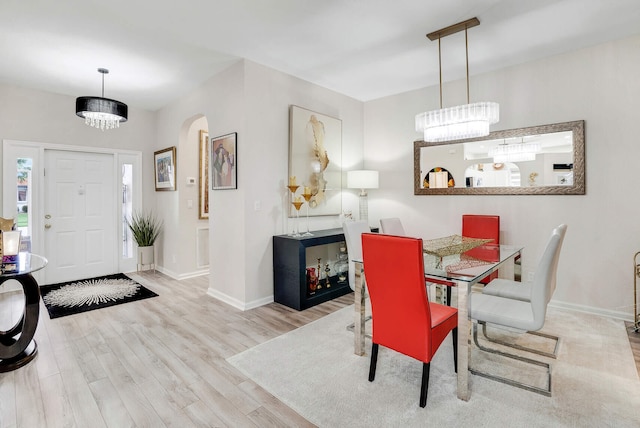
[[347, 170, 379, 222], [2, 230, 22, 272]]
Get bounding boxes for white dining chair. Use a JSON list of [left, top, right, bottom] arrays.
[[482, 224, 566, 302], [343, 220, 373, 336], [480, 224, 567, 358], [343, 220, 371, 291], [469, 224, 567, 396], [379, 217, 406, 236]]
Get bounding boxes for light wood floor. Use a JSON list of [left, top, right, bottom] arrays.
[[1, 273, 639, 428], [0, 272, 352, 428]]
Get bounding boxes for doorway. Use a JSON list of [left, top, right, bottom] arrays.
[[2, 140, 142, 285], [44, 150, 116, 283]]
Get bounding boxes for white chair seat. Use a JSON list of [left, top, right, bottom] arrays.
[[482, 278, 532, 302], [470, 293, 539, 332]]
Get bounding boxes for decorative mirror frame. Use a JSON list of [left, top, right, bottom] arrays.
[[413, 120, 585, 195]]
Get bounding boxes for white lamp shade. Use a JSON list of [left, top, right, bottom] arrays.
[[2, 230, 21, 256], [347, 170, 379, 189]]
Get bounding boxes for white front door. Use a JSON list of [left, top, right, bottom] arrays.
[[44, 150, 116, 284]]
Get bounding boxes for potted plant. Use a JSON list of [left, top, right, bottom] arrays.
[[126, 211, 163, 270]]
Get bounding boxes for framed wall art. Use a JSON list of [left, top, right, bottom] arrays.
[[211, 132, 237, 190], [289, 105, 342, 216], [199, 130, 210, 218], [154, 146, 177, 191]]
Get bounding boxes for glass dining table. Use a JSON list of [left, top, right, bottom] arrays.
[[352, 236, 523, 401]]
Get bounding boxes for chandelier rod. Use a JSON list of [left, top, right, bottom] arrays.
[[465, 26, 469, 104], [98, 68, 109, 98], [438, 37, 442, 108], [428, 17, 479, 108]]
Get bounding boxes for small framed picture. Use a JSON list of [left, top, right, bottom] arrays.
[[211, 132, 237, 190], [154, 146, 177, 191]]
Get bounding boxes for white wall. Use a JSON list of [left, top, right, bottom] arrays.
[[154, 61, 245, 285], [177, 116, 209, 277], [364, 34, 640, 320], [241, 61, 365, 306], [0, 84, 157, 209], [156, 59, 364, 309]]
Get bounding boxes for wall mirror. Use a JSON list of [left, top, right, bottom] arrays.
[[413, 120, 585, 195]]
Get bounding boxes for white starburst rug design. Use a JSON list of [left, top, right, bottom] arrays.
[[40, 273, 157, 319]]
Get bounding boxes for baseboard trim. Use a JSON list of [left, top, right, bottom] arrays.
[[154, 266, 209, 281], [206, 287, 274, 311], [549, 299, 633, 322]]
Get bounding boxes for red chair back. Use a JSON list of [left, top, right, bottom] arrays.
[[462, 214, 500, 282], [361, 233, 436, 362], [462, 214, 500, 243]]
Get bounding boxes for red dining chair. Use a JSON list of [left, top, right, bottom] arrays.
[[378, 218, 455, 306], [462, 214, 500, 284], [362, 233, 458, 408]]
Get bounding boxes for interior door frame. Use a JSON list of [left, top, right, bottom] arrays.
[[2, 139, 142, 283]]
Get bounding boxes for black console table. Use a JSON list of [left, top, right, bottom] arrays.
[[273, 228, 353, 310], [0, 253, 48, 372]]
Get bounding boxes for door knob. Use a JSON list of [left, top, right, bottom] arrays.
[[44, 224, 52, 229], [45, 214, 51, 219]]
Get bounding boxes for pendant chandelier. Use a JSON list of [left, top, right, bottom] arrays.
[[76, 68, 128, 130], [415, 17, 499, 143], [490, 139, 540, 163]]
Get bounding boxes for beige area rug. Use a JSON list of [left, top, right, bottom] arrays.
[[228, 305, 640, 427]]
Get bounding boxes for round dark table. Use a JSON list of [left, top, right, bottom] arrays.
[[0, 253, 48, 372]]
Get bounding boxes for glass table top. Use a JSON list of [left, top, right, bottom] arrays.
[[423, 244, 522, 283], [0, 253, 48, 277]]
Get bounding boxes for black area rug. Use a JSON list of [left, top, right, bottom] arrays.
[[40, 273, 158, 319]]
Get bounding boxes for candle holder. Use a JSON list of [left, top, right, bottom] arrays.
[[301, 188, 313, 236], [291, 199, 304, 237], [287, 181, 300, 236]]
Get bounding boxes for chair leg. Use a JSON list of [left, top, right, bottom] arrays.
[[368, 343, 379, 382], [452, 327, 458, 373], [446, 286, 452, 307], [471, 323, 552, 396], [480, 322, 560, 359], [420, 362, 430, 408]]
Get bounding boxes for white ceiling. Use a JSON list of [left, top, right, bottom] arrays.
[[2, 0, 640, 111]]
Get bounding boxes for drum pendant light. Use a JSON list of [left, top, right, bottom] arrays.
[[76, 68, 128, 130]]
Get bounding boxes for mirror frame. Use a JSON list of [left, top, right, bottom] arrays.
[[413, 120, 585, 195]]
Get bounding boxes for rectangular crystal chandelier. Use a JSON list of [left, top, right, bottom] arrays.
[[490, 142, 541, 163], [416, 101, 499, 142], [416, 17, 499, 143]]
